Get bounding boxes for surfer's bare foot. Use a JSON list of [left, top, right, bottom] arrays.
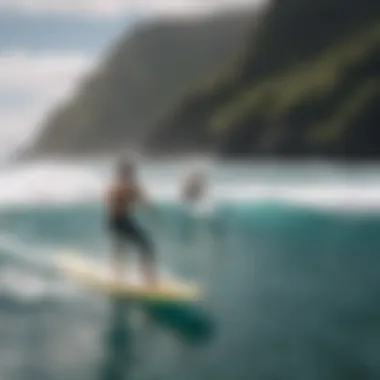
[[145, 274, 158, 288], [112, 260, 124, 283], [113, 271, 123, 283], [142, 261, 158, 288]]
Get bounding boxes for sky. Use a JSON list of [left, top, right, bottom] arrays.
[[0, 0, 264, 158]]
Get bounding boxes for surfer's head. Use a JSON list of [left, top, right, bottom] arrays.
[[189, 170, 207, 188], [116, 158, 136, 181]]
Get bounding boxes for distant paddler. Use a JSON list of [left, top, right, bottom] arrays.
[[181, 170, 208, 206]]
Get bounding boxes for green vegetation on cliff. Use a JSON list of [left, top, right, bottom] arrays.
[[25, 0, 380, 159], [211, 23, 380, 132], [25, 11, 255, 157], [146, 0, 380, 159]]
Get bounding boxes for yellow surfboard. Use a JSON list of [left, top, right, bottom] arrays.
[[56, 254, 201, 303]]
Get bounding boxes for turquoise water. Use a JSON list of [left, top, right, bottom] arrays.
[[0, 161, 380, 380]]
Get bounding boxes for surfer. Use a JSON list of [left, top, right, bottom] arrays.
[[106, 159, 157, 286], [181, 170, 208, 205]]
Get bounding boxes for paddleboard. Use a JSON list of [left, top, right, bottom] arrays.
[[56, 254, 201, 303]]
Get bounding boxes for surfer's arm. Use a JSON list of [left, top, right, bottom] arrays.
[[105, 187, 117, 209], [136, 188, 161, 224], [136, 187, 157, 213]]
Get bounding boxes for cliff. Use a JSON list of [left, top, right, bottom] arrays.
[[146, 0, 380, 159], [25, 0, 380, 160], [24, 10, 256, 158]]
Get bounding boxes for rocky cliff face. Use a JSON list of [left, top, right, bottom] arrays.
[[24, 10, 256, 158], [146, 0, 380, 160], [24, 0, 380, 160]]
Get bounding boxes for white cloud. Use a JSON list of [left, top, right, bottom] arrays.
[[0, 52, 95, 156], [0, 0, 264, 17], [0, 52, 92, 91]]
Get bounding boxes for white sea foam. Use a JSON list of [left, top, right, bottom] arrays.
[[0, 161, 104, 206], [0, 160, 379, 211], [0, 232, 79, 301]]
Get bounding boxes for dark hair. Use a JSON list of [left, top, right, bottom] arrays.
[[116, 158, 136, 179]]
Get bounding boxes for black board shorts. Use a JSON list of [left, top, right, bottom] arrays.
[[109, 215, 153, 259]]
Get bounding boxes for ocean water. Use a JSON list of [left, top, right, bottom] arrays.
[[0, 160, 380, 380]]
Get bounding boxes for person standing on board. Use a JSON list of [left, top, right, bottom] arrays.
[[106, 159, 157, 286]]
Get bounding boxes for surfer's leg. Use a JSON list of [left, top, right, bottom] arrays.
[[139, 236, 157, 286], [141, 247, 157, 287], [109, 217, 130, 281], [112, 235, 126, 281], [129, 224, 157, 286]]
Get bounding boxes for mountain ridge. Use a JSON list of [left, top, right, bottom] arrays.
[[22, 9, 257, 159]]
